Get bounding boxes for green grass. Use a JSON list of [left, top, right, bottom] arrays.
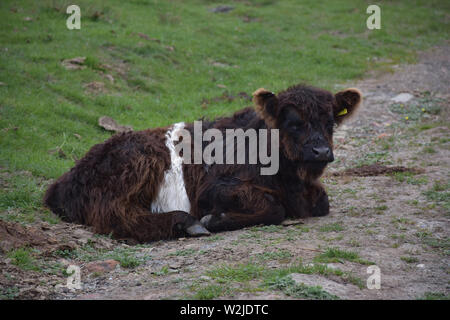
[[104, 247, 148, 268], [318, 222, 345, 233], [390, 171, 428, 185], [354, 151, 390, 167], [189, 260, 364, 299], [267, 275, 339, 300], [202, 235, 224, 242], [7, 247, 42, 272], [168, 248, 197, 256], [374, 205, 388, 213], [249, 225, 284, 233], [57, 243, 150, 268], [0, 286, 20, 300], [400, 256, 419, 264], [0, 170, 60, 224], [203, 259, 365, 298], [207, 262, 266, 283], [422, 146, 437, 154], [390, 94, 444, 122], [314, 248, 374, 265], [154, 265, 169, 276], [263, 261, 365, 289], [423, 182, 450, 210], [421, 292, 450, 300], [191, 284, 230, 300], [421, 237, 450, 250], [0, 0, 448, 204], [255, 249, 293, 261]]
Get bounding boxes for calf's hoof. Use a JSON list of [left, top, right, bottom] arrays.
[[186, 223, 211, 237]]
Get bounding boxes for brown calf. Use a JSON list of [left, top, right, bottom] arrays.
[[44, 83, 362, 242]]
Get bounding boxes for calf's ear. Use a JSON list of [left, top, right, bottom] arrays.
[[334, 88, 362, 126], [253, 88, 279, 127]]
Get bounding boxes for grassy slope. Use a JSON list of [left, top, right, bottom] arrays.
[[0, 0, 448, 221]]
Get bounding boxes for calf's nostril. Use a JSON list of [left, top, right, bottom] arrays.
[[312, 147, 331, 160]]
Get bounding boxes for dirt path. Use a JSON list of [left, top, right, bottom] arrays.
[[1, 46, 448, 300]]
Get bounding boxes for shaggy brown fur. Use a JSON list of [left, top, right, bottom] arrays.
[[44, 128, 197, 242], [44, 83, 362, 242]]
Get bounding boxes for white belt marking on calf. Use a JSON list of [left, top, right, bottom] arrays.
[[150, 122, 191, 214]]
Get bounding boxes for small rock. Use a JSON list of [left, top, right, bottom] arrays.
[[416, 264, 425, 268], [377, 133, 390, 139], [85, 259, 119, 274], [61, 57, 86, 70], [48, 147, 67, 159], [209, 6, 234, 13], [84, 81, 106, 94], [212, 61, 230, 68], [95, 238, 114, 249], [375, 234, 387, 241], [290, 273, 359, 299], [391, 93, 414, 103], [169, 261, 182, 269], [200, 275, 211, 281], [40, 223, 51, 231], [142, 247, 154, 254], [78, 293, 102, 300], [104, 74, 114, 83], [58, 258, 71, 267], [76, 238, 90, 246], [184, 260, 194, 266], [56, 242, 77, 252], [137, 32, 150, 40], [71, 228, 91, 239], [399, 243, 421, 254], [326, 263, 340, 270], [98, 116, 133, 133], [281, 219, 305, 226], [3, 126, 19, 132]]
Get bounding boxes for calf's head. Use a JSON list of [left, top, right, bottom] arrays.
[[254, 84, 362, 175]]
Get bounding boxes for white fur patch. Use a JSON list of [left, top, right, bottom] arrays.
[[150, 122, 191, 214]]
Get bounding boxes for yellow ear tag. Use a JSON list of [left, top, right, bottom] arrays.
[[337, 108, 348, 116]]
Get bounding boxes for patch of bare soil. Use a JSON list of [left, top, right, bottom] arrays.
[[331, 164, 424, 177], [0, 220, 53, 253], [0, 220, 117, 299], [1, 46, 448, 300]]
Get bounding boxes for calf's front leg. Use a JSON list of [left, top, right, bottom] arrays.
[[302, 182, 330, 217], [198, 183, 285, 232]]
